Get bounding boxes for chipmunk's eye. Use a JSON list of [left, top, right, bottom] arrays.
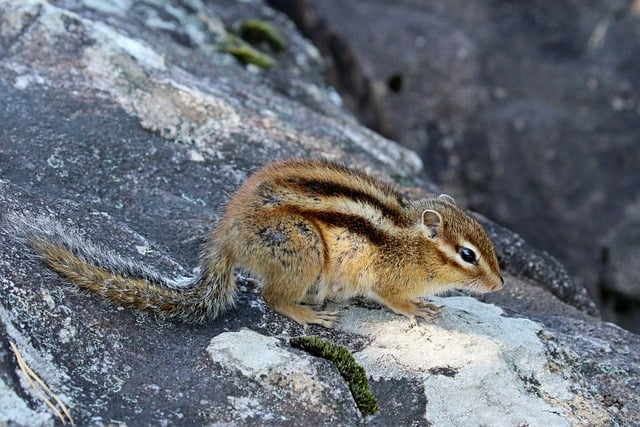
[[458, 246, 477, 265]]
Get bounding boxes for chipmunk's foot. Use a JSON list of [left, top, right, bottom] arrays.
[[304, 309, 339, 329], [272, 302, 339, 329], [407, 300, 443, 326], [380, 296, 443, 326]]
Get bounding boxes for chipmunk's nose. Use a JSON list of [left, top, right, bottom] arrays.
[[490, 275, 504, 291]]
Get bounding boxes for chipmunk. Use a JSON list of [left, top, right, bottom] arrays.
[[7, 159, 503, 328]]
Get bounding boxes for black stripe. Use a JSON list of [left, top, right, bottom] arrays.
[[303, 210, 392, 246], [280, 177, 409, 226]]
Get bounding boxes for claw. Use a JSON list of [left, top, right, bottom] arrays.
[[271, 303, 340, 329], [312, 310, 339, 328], [408, 315, 418, 327], [406, 300, 443, 325], [414, 300, 442, 321]]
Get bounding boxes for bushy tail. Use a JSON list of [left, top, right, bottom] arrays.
[[5, 213, 236, 322]]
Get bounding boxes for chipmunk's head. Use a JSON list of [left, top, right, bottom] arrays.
[[418, 194, 503, 294]]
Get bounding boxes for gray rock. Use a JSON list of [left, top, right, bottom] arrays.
[[340, 297, 611, 426], [601, 201, 640, 326], [0, 0, 638, 425]]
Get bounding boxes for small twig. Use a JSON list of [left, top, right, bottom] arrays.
[[587, 18, 610, 50], [9, 341, 75, 425]]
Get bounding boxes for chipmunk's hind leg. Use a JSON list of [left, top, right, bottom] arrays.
[[235, 216, 337, 328]]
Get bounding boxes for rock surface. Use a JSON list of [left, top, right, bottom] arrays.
[[303, 0, 640, 332], [0, 1, 638, 426]]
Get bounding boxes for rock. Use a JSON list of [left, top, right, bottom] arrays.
[[0, 372, 53, 427], [601, 201, 640, 327], [339, 297, 610, 426], [206, 330, 360, 423], [305, 0, 640, 331], [0, 0, 638, 425]]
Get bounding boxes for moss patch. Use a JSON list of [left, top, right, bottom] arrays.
[[219, 19, 287, 69], [218, 34, 276, 69], [290, 336, 378, 416], [237, 19, 287, 52]]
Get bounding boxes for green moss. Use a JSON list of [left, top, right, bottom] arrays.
[[237, 19, 287, 52], [218, 34, 276, 69], [290, 336, 378, 416]]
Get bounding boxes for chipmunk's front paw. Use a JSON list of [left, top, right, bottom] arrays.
[[407, 300, 442, 326], [381, 296, 443, 326]]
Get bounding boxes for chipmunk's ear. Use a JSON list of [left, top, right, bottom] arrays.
[[437, 194, 456, 205], [421, 209, 442, 238]]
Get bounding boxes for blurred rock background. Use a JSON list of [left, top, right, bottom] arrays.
[[269, 0, 640, 332]]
